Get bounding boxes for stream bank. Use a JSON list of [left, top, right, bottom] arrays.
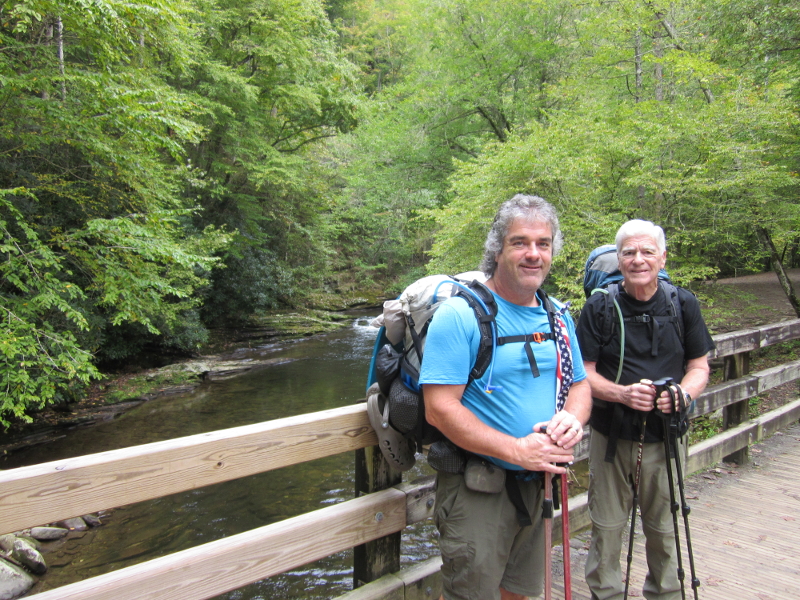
[[1, 313, 420, 600], [0, 304, 381, 459]]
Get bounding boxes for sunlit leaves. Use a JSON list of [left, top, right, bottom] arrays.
[[1, 189, 98, 425], [56, 210, 229, 334], [424, 0, 800, 301], [0, 189, 230, 424]]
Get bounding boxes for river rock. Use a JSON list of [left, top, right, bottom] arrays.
[[55, 517, 87, 531], [159, 358, 295, 382], [30, 527, 68, 541], [10, 539, 46, 575], [82, 514, 102, 528], [0, 558, 35, 600], [0, 536, 14, 553]]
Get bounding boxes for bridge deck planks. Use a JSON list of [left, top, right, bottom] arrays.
[[554, 424, 800, 600]]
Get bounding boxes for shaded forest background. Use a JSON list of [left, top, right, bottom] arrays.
[[1, 0, 799, 425]]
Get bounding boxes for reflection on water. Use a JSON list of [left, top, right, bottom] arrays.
[[3, 314, 438, 599]]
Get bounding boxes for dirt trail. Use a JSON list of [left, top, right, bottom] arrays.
[[704, 268, 800, 331]]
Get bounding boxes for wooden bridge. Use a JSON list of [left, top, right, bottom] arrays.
[[1, 319, 800, 600], [559, 421, 800, 600]]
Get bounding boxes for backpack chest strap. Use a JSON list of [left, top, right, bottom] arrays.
[[496, 332, 556, 379], [622, 313, 680, 357], [497, 332, 555, 345]]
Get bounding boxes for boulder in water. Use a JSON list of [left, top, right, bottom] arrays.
[[30, 527, 68, 541], [55, 517, 87, 531], [0, 558, 35, 600], [11, 539, 47, 575], [82, 514, 102, 528]]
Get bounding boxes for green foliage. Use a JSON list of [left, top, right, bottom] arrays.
[[424, 0, 800, 304], [171, 0, 363, 315], [201, 243, 294, 325], [57, 211, 227, 334], [335, 0, 580, 202], [1, 189, 98, 425], [0, 0, 238, 422], [688, 414, 722, 445], [335, 0, 411, 93], [0, 186, 229, 423]]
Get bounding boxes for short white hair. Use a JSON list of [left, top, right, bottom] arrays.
[[615, 219, 666, 254]]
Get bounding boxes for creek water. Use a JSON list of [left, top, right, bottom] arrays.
[[2, 313, 439, 599]]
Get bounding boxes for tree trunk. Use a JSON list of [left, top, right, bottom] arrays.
[[634, 29, 642, 103], [57, 17, 66, 100], [654, 27, 663, 102], [755, 225, 800, 317], [43, 21, 53, 100]]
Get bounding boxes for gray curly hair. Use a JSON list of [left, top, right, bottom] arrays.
[[479, 194, 563, 277]]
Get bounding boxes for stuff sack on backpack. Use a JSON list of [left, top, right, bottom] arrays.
[[365, 271, 496, 470]]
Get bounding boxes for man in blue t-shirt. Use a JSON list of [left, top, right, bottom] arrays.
[[420, 194, 592, 600]]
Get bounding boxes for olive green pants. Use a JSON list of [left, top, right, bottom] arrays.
[[434, 470, 545, 600], [585, 430, 686, 600]]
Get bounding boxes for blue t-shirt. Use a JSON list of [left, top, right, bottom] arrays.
[[419, 290, 587, 470]]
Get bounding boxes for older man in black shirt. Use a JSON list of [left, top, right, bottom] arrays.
[[577, 219, 714, 600]]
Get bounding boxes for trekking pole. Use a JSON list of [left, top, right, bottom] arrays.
[[664, 384, 701, 600], [662, 416, 687, 600], [543, 471, 553, 600], [654, 379, 687, 600], [560, 469, 572, 600], [623, 378, 653, 600], [623, 410, 648, 600]]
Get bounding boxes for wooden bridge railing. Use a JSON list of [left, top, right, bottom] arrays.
[[2, 320, 800, 600]]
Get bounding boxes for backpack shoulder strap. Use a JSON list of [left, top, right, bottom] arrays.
[[590, 283, 625, 384], [493, 288, 562, 382], [659, 280, 685, 344], [453, 279, 498, 381], [539, 288, 558, 330]]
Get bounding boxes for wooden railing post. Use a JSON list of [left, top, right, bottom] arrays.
[[353, 446, 402, 588], [722, 351, 751, 464]]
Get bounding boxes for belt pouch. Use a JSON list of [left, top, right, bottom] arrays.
[[427, 439, 466, 474], [464, 457, 506, 494]]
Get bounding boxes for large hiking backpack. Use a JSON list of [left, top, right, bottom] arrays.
[[365, 273, 496, 471], [366, 272, 563, 471]]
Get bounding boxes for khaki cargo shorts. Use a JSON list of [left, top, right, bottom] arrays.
[[434, 470, 545, 600]]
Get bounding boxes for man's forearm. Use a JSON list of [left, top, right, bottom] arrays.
[[564, 378, 592, 426], [423, 383, 576, 471], [680, 355, 711, 399], [424, 383, 520, 463], [583, 366, 625, 404]]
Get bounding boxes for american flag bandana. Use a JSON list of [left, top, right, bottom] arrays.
[[552, 303, 574, 411]]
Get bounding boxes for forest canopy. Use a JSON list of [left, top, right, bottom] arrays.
[[1, 0, 798, 424]]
